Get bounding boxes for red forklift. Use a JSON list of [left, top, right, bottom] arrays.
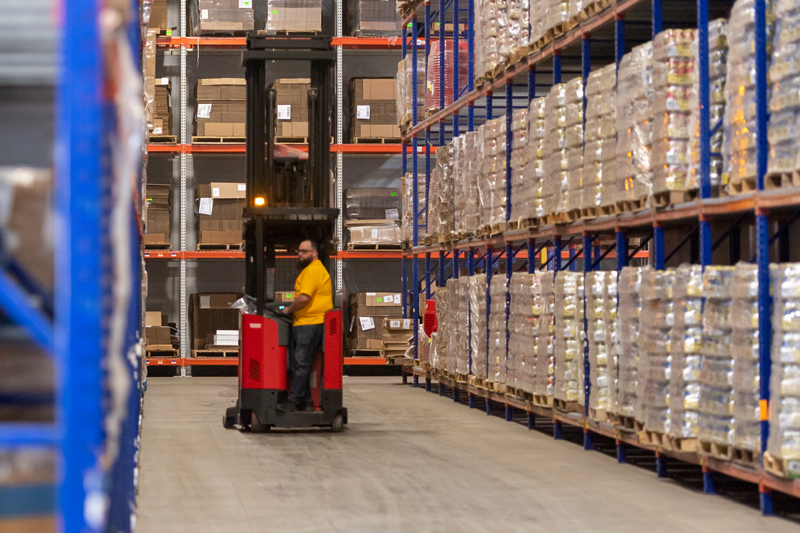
[[223, 10, 347, 432]]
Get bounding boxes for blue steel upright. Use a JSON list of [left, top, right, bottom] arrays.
[[582, 232, 593, 451], [506, 81, 513, 224], [468, 248, 476, 409], [468, 0, 475, 128], [552, 236, 562, 440], [485, 247, 493, 396], [528, 67, 536, 102], [553, 52, 562, 84], [453, 0, 460, 138], [652, 0, 662, 39]]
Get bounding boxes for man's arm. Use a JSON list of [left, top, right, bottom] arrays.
[[282, 293, 311, 315]]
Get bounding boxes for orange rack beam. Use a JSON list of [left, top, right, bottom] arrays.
[[156, 36, 412, 50], [144, 251, 403, 260], [147, 143, 409, 155]]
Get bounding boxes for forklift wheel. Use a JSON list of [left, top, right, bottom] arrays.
[[331, 413, 344, 433], [223, 413, 235, 429], [250, 412, 271, 433]]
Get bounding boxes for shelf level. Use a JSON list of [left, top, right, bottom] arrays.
[[344, 357, 388, 365], [155, 36, 413, 50], [144, 251, 404, 260], [147, 143, 407, 155]]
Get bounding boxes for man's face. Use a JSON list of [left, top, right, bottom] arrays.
[[296, 241, 316, 270]]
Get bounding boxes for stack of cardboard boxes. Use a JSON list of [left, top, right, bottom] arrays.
[[144, 183, 171, 247], [189, 0, 255, 35], [272, 78, 310, 138], [194, 78, 247, 138], [148, 0, 169, 32], [190, 293, 243, 353], [349, 78, 400, 141], [145, 312, 175, 352], [345, 188, 401, 220], [152, 78, 173, 136], [266, 0, 322, 33], [347, 0, 401, 36], [382, 318, 413, 361], [196, 182, 246, 247], [347, 292, 403, 353]]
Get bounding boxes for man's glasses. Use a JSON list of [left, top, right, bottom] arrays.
[[296, 249, 314, 254]]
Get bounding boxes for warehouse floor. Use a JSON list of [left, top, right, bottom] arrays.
[[137, 377, 800, 533]]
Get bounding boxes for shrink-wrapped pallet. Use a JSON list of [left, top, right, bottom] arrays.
[[454, 131, 482, 235], [723, 0, 775, 191], [509, 272, 542, 393], [448, 277, 470, 376], [509, 108, 528, 226], [698, 266, 736, 446], [400, 173, 426, 244], [534, 273, 556, 399], [563, 77, 584, 213], [731, 262, 763, 453], [396, 55, 426, 127], [469, 274, 488, 379], [542, 84, 568, 217], [616, 266, 646, 417], [425, 40, 469, 112], [668, 264, 704, 440], [478, 118, 508, 231], [429, 142, 455, 241], [546, 0, 569, 36], [767, 1, 799, 178], [583, 64, 617, 212], [616, 42, 654, 206], [554, 271, 583, 405], [528, 0, 549, 46], [489, 275, 509, 385], [347, 0, 401, 37], [587, 271, 617, 416], [475, 0, 503, 79], [505, 0, 530, 63], [638, 269, 675, 432], [767, 263, 800, 470], [523, 97, 547, 219]]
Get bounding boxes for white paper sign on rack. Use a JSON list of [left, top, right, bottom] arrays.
[[197, 103, 212, 119], [359, 317, 375, 331], [199, 198, 214, 215], [277, 105, 291, 120]]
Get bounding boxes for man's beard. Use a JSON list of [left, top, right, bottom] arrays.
[[296, 256, 314, 271]]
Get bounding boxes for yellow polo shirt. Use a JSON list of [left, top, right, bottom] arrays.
[[293, 259, 333, 326]]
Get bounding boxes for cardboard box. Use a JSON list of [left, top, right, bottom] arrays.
[[348, 225, 401, 245], [198, 182, 246, 199], [194, 78, 247, 136], [145, 311, 163, 327], [347, 0, 401, 36], [276, 291, 296, 302], [349, 338, 384, 351], [149, 0, 169, 30], [189, 0, 254, 36], [267, 3, 321, 33], [190, 293, 243, 349], [145, 325, 172, 346], [344, 188, 401, 220], [199, 230, 241, 245]]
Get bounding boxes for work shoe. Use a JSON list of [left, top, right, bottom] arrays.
[[276, 400, 298, 413], [301, 402, 315, 412]]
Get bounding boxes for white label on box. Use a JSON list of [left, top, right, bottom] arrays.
[[200, 295, 211, 309], [239, 0, 252, 7], [366, 292, 376, 296], [371, 229, 379, 240], [199, 198, 213, 215], [384, 294, 394, 303], [197, 103, 212, 119], [161, 77, 168, 85], [153, 127, 162, 135], [385, 208, 399, 220], [390, 320, 401, 328], [395, 294, 402, 305], [357, 105, 371, 120], [238, 184, 246, 191], [403, 319, 411, 329], [201, 9, 209, 19], [277, 105, 291, 120], [359, 317, 375, 331], [212, 187, 220, 197]]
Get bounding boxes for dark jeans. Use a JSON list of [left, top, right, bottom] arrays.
[[287, 323, 324, 406]]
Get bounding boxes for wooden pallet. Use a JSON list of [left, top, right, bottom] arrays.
[[454, 372, 470, 384], [145, 347, 179, 358], [533, 394, 554, 407], [424, 108, 440, 118], [669, 437, 700, 453], [352, 137, 401, 144], [192, 349, 238, 358], [615, 198, 647, 214], [540, 213, 568, 226], [554, 398, 581, 414], [764, 451, 800, 479], [638, 429, 670, 449], [413, 359, 432, 371], [144, 243, 172, 251], [652, 189, 699, 208], [581, 207, 598, 220], [564, 209, 582, 223], [598, 203, 617, 217], [197, 242, 242, 251], [728, 178, 757, 196], [346, 243, 402, 252], [732, 447, 761, 468], [349, 349, 383, 358], [469, 375, 489, 390], [149, 134, 177, 144], [579, 0, 612, 21], [612, 414, 637, 432], [700, 440, 734, 461], [589, 407, 611, 423], [192, 136, 246, 144], [765, 170, 800, 190]]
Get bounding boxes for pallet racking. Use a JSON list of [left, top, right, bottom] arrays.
[[399, 0, 797, 515]]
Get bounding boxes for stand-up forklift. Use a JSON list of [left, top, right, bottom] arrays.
[[223, 5, 347, 432]]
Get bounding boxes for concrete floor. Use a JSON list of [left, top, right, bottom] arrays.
[[137, 377, 800, 533]]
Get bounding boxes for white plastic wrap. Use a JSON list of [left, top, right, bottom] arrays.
[[396, 55, 426, 127], [509, 272, 543, 393], [564, 77, 585, 213], [554, 271, 584, 404], [475, 0, 503, 79], [767, 1, 800, 177], [449, 277, 470, 376], [478, 117, 508, 230], [510, 108, 529, 226], [429, 142, 455, 240], [432, 286, 449, 373], [698, 266, 736, 446], [523, 97, 547, 219], [469, 274, 488, 379], [616, 266, 646, 417], [587, 271, 617, 415], [534, 272, 556, 399], [489, 275, 509, 384], [401, 173, 426, 244], [583, 64, 617, 211], [669, 264, 704, 440], [455, 131, 482, 235], [639, 269, 675, 432], [543, 84, 568, 217]]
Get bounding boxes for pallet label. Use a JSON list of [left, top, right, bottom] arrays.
[[199, 198, 213, 215], [277, 105, 291, 120]]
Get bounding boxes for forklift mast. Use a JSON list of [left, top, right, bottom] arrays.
[[243, 3, 338, 315]]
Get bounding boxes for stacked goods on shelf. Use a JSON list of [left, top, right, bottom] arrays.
[[731, 262, 762, 458], [668, 264, 704, 444], [194, 78, 246, 138], [143, 30, 170, 138], [152, 78, 173, 136], [349, 78, 400, 141], [586, 271, 616, 420], [616, 266, 645, 418], [651, 29, 697, 198], [533, 272, 555, 404], [212, 330, 239, 347], [345, 187, 401, 247], [272, 78, 310, 138], [638, 269, 675, 436], [554, 271, 583, 409], [144, 183, 171, 247], [400, 173, 426, 244], [469, 274, 488, 381], [431, 287, 449, 371], [488, 275, 509, 387], [722, 0, 775, 194], [448, 277, 470, 377], [266, 0, 322, 33], [196, 182, 245, 247], [474, 0, 502, 80], [563, 77, 584, 216], [189, 0, 254, 35], [428, 142, 455, 242], [454, 131, 481, 237], [542, 84, 567, 219], [698, 266, 736, 455], [396, 54, 426, 128], [582, 64, 617, 215], [616, 42, 653, 210], [523, 97, 546, 219], [347, 292, 403, 352], [508, 273, 540, 393], [768, 263, 800, 474], [509, 108, 528, 227], [690, 19, 728, 192], [148, 0, 168, 32], [189, 293, 243, 352], [346, 222, 401, 246], [383, 317, 414, 362], [767, 0, 799, 182], [505, 0, 530, 64], [425, 40, 469, 112], [145, 312, 172, 350], [347, 0, 401, 36], [478, 117, 507, 233]]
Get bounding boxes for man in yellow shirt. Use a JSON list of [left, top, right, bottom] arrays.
[[277, 239, 333, 412]]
